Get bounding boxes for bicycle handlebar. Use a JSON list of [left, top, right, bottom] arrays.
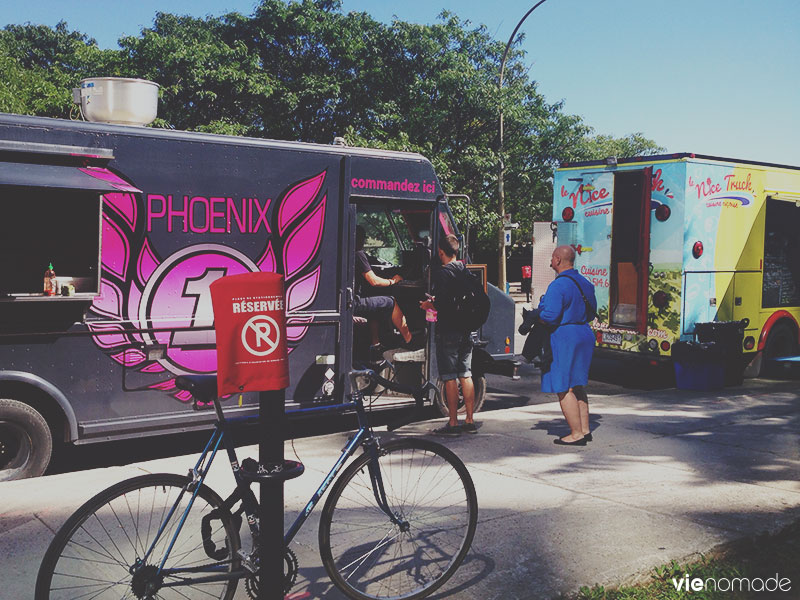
[[349, 369, 438, 432]]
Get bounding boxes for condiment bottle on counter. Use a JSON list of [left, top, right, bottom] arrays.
[[44, 263, 57, 296], [424, 293, 437, 322]]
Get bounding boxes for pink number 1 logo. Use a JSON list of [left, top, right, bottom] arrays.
[[139, 245, 259, 375]]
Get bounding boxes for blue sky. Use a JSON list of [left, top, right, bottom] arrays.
[[4, 0, 799, 165]]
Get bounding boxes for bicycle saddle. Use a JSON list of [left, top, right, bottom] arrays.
[[175, 375, 218, 403]]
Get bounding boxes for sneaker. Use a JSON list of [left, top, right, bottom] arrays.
[[368, 343, 384, 362], [433, 423, 461, 435], [462, 422, 478, 434]]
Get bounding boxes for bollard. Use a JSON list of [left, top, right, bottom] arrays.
[[210, 272, 291, 600]]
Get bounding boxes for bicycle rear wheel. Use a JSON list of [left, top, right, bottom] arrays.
[[319, 439, 478, 600], [36, 473, 241, 600]]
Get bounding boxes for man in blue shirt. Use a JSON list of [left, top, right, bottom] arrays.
[[539, 245, 597, 446]]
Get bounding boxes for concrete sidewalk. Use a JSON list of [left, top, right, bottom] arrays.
[[2, 384, 799, 599]]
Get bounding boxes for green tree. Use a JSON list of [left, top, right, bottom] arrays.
[[0, 36, 62, 115], [0, 20, 126, 118], [579, 132, 666, 160], [0, 2, 663, 280], [116, 12, 273, 135]]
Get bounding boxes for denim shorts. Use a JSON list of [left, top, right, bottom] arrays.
[[436, 331, 473, 381], [353, 294, 394, 318]]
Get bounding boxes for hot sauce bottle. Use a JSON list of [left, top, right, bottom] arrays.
[[44, 263, 57, 296]]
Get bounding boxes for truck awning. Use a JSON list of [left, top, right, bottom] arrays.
[[768, 192, 800, 204], [0, 162, 141, 193]]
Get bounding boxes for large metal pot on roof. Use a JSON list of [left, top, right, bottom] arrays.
[[72, 77, 159, 126]]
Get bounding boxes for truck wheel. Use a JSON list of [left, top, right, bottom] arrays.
[[0, 399, 52, 481], [761, 322, 798, 376], [435, 376, 486, 418]]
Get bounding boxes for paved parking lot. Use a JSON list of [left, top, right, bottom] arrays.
[[3, 373, 799, 599], [4, 296, 800, 598]]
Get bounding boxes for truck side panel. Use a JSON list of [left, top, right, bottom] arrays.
[[0, 129, 345, 436], [682, 161, 765, 342], [552, 153, 800, 368]]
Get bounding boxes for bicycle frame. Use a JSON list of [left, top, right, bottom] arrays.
[[141, 384, 399, 589]]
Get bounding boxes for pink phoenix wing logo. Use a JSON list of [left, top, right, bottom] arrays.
[[86, 169, 328, 403]]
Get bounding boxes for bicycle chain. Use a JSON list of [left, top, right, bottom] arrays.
[[244, 547, 299, 599]]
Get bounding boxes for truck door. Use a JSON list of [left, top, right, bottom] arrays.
[[610, 168, 652, 333], [350, 200, 434, 393]]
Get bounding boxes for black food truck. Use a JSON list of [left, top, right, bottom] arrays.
[[0, 112, 516, 480]]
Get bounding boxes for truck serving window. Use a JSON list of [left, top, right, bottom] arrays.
[[762, 198, 800, 307], [0, 162, 136, 298], [0, 186, 101, 296]]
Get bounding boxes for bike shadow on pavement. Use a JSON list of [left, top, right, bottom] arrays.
[[283, 550, 495, 599]]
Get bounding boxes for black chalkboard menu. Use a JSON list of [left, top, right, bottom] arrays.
[[762, 201, 800, 308]]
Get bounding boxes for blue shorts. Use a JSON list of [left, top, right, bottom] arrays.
[[353, 295, 394, 318], [436, 331, 472, 381]]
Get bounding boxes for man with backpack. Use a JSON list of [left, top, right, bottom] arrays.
[[420, 234, 488, 435]]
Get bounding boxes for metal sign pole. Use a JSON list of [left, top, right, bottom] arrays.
[[258, 389, 286, 600], [209, 271, 292, 600]]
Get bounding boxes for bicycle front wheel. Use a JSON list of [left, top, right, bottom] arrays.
[[36, 473, 241, 600], [319, 439, 478, 600]]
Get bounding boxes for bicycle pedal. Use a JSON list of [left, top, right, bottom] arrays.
[[237, 549, 258, 573]]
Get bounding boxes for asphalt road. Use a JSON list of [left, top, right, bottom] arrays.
[[50, 351, 800, 478], [45, 352, 665, 476]]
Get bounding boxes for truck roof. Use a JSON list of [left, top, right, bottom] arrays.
[[0, 112, 432, 165], [559, 152, 800, 172]]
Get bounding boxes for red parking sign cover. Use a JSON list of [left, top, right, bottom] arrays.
[[210, 272, 290, 396]]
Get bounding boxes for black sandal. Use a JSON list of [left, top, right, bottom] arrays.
[[554, 436, 586, 446], [434, 423, 462, 435]]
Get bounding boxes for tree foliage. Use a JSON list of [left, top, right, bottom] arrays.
[[0, 1, 663, 255]]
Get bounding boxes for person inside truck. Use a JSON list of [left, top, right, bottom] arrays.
[[354, 225, 415, 359]]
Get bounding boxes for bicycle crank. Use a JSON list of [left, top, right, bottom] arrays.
[[244, 547, 299, 599]]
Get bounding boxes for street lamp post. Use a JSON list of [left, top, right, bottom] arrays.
[[497, 0, 547, 292]]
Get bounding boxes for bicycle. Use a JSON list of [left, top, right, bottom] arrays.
[[35, 367, 478, 600]]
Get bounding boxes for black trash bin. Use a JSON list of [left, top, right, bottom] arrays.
[[694, 320, 746, 386], [672, 340, 725, 391]]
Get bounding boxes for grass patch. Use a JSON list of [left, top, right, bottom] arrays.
[[560, 521, 800, 599]]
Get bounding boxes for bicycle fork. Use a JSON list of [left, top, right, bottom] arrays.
[[364, 440, 410, 531]]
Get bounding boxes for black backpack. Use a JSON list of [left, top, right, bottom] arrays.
[[450, 267, 491, 332]]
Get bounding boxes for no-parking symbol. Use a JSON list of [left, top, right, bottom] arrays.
[[241, 315, 281, 356]]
